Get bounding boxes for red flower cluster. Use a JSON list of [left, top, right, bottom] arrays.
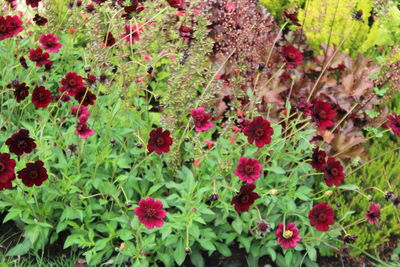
[[234, 157, 262, 184], [147, 128, 173, 154], [388, 112, 400, 137], [32, 86, 51, 108], [6, 129, 36, 156], [0, 153, 16, 190], [134, 197, 167, 229], [276, 222, 301, 249], [190, 107, 213, 132], [243, 116, 274, 148], [310, 99, 336, 130], [29, 48, 53, 67], [231, 184, 259, 212], [17, 160, 48, 187], [0, 15, 23, 41], [308, 202, 335, 231], [280, 45, 303, 68]]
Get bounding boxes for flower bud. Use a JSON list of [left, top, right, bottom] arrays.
[[185, 248, 191, 254], [209, 194, 219, 201], [270, 189, 278, 195], [324, 190, 333, 197], [125, 202, 132, 208]]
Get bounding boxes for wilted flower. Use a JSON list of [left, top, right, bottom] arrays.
[[134, 197, 167, 229]]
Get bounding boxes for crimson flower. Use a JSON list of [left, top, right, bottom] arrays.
[[75, 122, 95, 139], [323, 157, 345, 187], [86, 4, 95, 13], [311, 99, 336, 130], [5, 129, 36, 156], [276, 222, 301, 249], [29, 48, 51, 67], [74, 87, 97, 106], [121, 24, 142, 44], [388, 113, 400, 137], [231, 184, 259, 212], [365, 203, 381, 226], [234, 157, 262, 184], [86, 74, 96, 84], [17, 160, 48, 187], [134, 197, 167, 229], [26, 0, 41, 7], [280, 45, 303, 68], [310, 147, 326, 171], [0, 15, 23, 41], [166, 0, 184, 9], [190, 107, 213, 132], [32, 86, 51, 108], [59, 72, 85, 96], [179, 26, 194, 39], [33, 14, 48, 26], [13, 82, 29, 103], [308, 202, 335, 231], [147, 128, 173, 154], [0, 153, 16, 190], [39, 33, 62, 53], [283, 11, 301, 26], [71, 105, 90, 123], [19, 56, 28, 69], [103, 32, 116, 47], [243, 116, 274, 148]]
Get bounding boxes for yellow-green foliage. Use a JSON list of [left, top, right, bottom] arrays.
[[297, 0, 374, 56], [336, 138, 400, 255], [259, 0, 305, 22]]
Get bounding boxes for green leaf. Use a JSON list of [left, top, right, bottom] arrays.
[[173, 239, 186, 265], [215, 243, 231, 257], [306, 245, 317, 261], [199, 239, 216, 251], [266, 247, 276, 261], [285, 250, 293, 266], [190, 250, 204, 267], [6, 239, 32, 256], [232, 218, 243, 234]]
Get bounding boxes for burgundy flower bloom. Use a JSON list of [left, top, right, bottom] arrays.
[[59, 72, 85, 96], [134, 197, 167, 229], [26, 0, 41, 7], [122, 1, 144, 19], [234, 157, 262, 184], [179, 25, 194, 39], [13, 82, 29, 103], [29, 48, 51, 67], [32, 86, 51, 108], [147, 128, 173, 154], [276, 222, 301, 249], [323, 157, 345, 187], [39, 33, 62, 53], [103, 32, 116, 47], [388, 113, 400, 137], [6, 129, 36, 156], [310, 147, 326, 171], [19, 56, 28, 69], [296, 98, 312, 115], [280, 45, 303, 68], [17, 160, 48, 187], [0, 153, 16, 190], [231, 184, 259, 212], [166, 0, 184, 9], [365, 203, 381, 226], [243, 116, 274, 148], [33, 14, 48, 26], [283, 11, 301, 26], [75, 122, 95, 139], [308, 202, 335, 231], [0, 15, 24, 41], [71, 105, 90, 123], [190, 107, 214, 132], [86, 74, 96, 84], [74, 87, 97, 106], [121, 24, 142, 44], [311, 99, 336, 130], [86, 4, 95, 13]]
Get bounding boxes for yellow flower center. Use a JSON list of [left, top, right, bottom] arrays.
[[283, 230, 293, 239]]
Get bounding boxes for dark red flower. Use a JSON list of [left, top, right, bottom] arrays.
[[134, 197, 167, 229], [59, 72, 85, 96], [276, 222, 301, 249], [4, 0, 17, 9], [86, 4, 95, 13], [283, 11, 301, 26], [388, 113, 400, 137], [29, 48, 51, 67], [17, 160, 48, 187], [0, 153, 16, 190], [310, 147, 326, 171], [19, 56, 28, 69], [0, 15, 24, 41], [75, 122, 95, 139], [231, 184, 259, 212], [13, 82, 29, 103], [296, 98, 312, 115], [166, 0, 184, 9], [71, 105, 90, 123], [243, 116, 274, 148], [365, 203, 381, 226], [147, 128, 173, 154], [121, 24, 142, 44], [6, 129, 36, 156], [280, 45, 303, 68], [33, 14, 48, 26], [26, 0, 41, 7], [122, 1, 144, 19], [190, 107, 213, 132], [179, 25, 194, 39], [74, 87, 97, 106], [32, 86, 51, 108], [86, 74, 96, 84], [92, 0, 107, 4], [39, 33, 62, 53], [308, 202, 335, 231], [234, 157, 262, 184], [103, 32, 116, 47], [311, 99, 336, 130], [323, 157, 345, 187]]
